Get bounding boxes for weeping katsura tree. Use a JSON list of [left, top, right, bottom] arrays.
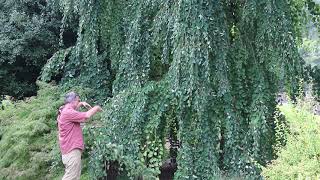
[[41, 0, 318, 179]]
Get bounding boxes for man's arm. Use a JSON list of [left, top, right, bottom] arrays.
[[85, 105, 102, 119], [77, 102, 92, 110], [63, 105, 102, 123]]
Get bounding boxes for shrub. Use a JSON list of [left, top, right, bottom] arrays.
[[262, 101, 320, 179], [0, 82, 100, 180]]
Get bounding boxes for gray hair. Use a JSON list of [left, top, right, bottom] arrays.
[[64, 92, 79, 104]]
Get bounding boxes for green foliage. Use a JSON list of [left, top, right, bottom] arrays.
[[262, 102, 320, 180], [41, 0, 306, 179], [41, 0, 112, 103], [41, 47, 72, 82], [311, 66, 320, 98], [289, 0, 320, 43], [300, 38, 320, 66], [1, 0, 314, 179], [0, 82, 63, 179], [89, 81, 173, 179], [0, 0, 62, 98], [0, 82, 101, 179]]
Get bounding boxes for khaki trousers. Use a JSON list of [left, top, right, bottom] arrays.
[[62, 149, 82, 180]]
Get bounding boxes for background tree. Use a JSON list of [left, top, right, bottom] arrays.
[[0, 0, 74, 98]]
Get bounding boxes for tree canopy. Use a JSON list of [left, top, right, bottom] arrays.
[[41, 0, 309, 179]]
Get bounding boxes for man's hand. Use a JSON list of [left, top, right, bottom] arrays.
[[85, 105, 103, 119], [78, 102, 92, 110], [81, 102, 92, 109], [96, 105, 103, 112]]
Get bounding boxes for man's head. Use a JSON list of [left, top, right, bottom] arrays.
[[64, 92, 80, 108]]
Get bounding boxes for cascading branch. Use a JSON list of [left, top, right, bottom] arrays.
[[168, 1, 229, 179], [43, 0, 308, 179], [42, 0, 112, 103], [223, 0, 304, 177]]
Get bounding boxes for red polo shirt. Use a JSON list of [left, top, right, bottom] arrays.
[[57, 104, 87, 154]]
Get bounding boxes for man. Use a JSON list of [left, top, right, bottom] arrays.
[[57, 92, 102, 180]]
